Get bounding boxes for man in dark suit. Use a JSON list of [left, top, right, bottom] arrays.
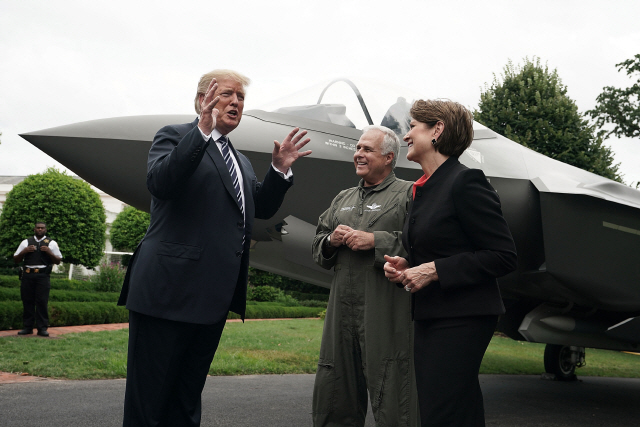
[[118, 69, 311, 427]]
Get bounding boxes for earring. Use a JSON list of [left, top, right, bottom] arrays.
[[431, 139, 437, 146]]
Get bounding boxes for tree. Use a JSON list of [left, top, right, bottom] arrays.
[[475, 57, 622, 182], [0, 168, 106, 268], [587, 54, 640, 139], [109, 206, 150, 251]]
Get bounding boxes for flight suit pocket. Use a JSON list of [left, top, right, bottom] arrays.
[[312, 359, 336, 414]]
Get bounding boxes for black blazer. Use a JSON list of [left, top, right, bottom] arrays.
[[403, 156, 517, 320], [118, 118, 292, 324]]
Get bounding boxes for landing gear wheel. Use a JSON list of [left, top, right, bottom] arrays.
[[544, 344, 578, 381]]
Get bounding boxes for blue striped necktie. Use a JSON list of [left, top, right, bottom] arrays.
[[219, 135, 244, 215]]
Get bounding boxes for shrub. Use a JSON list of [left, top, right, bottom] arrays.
[[0, 167, 107, 268], [0, 275, 96, 291], [274, 292, 300, 307], [49, 278, 96, 292], [48, 302, 128, 326], [0, 287, 118, 303], [298, 300, 328, 308], [227, 305, 324, 320], [109, 206, 150, 252], [0, 301, 128, 329], [0, 275, 20, 288], [0, 301, 22, 329], [319, 309, 327, 320], [90, 262, 126, 293], [248, 267, 330, 295], [248, 285, 283, 302]]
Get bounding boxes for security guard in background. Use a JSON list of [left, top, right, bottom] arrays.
[[13, 222, 62, 337]]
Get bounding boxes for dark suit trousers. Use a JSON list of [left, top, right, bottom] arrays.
[[123, 311, 226, 427], [413, 315, 497, 427], [20, 273, 50, 331]]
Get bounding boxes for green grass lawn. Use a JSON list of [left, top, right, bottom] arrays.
[[1, 319, 638, 380]]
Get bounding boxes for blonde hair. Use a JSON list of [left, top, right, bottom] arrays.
[[194, 69, 251, 114], [410, 99, 474, 157]]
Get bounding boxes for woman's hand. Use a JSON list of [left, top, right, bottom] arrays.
[[402, 262, 438, 293], [384, 255, 409, 283]]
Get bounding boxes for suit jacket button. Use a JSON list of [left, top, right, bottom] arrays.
[[416, 190, 421, 197], [411, 218, 416, 224]]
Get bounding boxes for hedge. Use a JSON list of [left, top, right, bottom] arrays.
[[228, 305, 324, 320], [0, 287, 119, 303], [0, 275, 96, 292], [0, 301, 129, 330], [287, 291, 330, 302], [0, 301, 322, 330]]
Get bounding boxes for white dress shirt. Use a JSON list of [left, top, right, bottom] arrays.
[[198, 126, 293, 218]]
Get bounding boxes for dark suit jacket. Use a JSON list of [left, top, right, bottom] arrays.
[[403, 156, 517, 320], [117, 118, 292, 324]]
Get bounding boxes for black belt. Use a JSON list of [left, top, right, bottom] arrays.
[[24, 267, 50, 274]]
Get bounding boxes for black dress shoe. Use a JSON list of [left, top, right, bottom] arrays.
[[37, 330, 50, 337], [17, 329, 33, 335]]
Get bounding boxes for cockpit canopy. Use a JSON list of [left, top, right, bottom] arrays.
[[259, 78, 417, 136]]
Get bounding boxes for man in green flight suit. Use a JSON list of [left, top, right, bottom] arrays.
[[312, 125, 419, 427]]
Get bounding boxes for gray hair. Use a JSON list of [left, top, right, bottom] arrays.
[[362, 125, 401, 169]]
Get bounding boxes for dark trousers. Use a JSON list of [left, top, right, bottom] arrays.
[[413, 315, 498, 427], [122, 311, 227, 427], [20, 274, 51, 331]]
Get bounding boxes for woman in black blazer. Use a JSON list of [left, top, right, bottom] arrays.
[[384, 99, 517, 426]]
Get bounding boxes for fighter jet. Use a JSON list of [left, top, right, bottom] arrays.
[[21, 78, 640, 380]]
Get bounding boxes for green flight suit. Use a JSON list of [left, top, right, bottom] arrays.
[[312, 172, 419, 427]]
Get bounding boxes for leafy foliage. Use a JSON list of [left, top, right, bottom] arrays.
[[587, 54, 640, 139], [109, 206, 150, 251], [89, 261, 126, 292], [475, 57, 622, 182], [247, 285, 298, 306], [0, 301, 129, 330], [248, 267, 329, 295], [0, 168, 106, 267]]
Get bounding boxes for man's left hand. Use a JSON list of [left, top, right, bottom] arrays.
[[272, 127, 312, 174], [40, 246, 50, 254], [344, 230, 375, 251]]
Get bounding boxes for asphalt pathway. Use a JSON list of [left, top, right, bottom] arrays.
[[2, 324, 640, 426], [1, 374, 640, 426]]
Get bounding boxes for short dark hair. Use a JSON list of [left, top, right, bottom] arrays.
[[410, 99, 474, 157], [35, 222, 46, 227]]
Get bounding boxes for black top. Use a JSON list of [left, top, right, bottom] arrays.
[[23, 236, 51, 266], [403, 156, 517, 320]]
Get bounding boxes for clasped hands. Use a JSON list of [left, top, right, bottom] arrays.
[[327, 225, 374, 251], [383, 255, 438, 293]]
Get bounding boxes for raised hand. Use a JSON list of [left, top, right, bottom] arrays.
[[198, 78, 220, 135], [383, 255, 409, 283], [272, 127, 312, 174]]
